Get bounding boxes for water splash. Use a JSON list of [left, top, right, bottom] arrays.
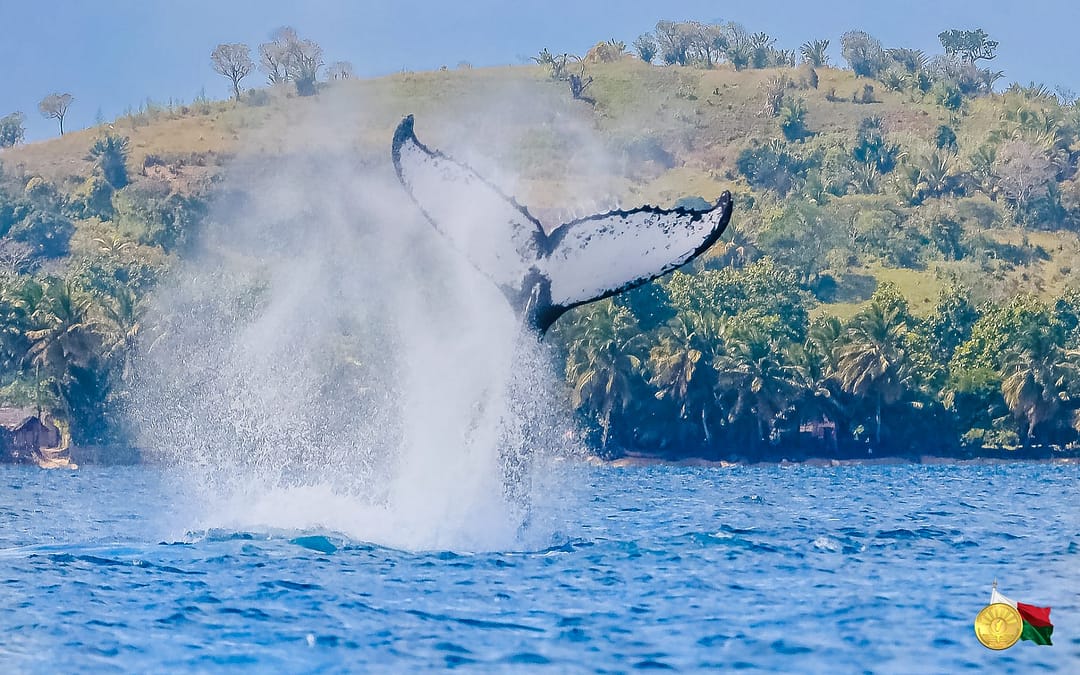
[[129, 148, 580, 552]]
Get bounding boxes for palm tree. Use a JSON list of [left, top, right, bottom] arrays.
[[87, 134, 130, 189], [713, 324, 801, 452], [800, 39, 830, 67], [834, 300, 913, 448], [790, 316, 846, 426], [901, 149, 962, 204], [96, 286, 144, 383], [885, 48, 928, 74], [647, 310, 725, 446], [850, 160, 881, 194], [1000, 343, 1079, 447], [0, 277, 42, 372], [778, 97, 808, 141], [26, 279, 98, 390], [563, 300, 644, 451], [968, 143, 997, 194], [93, 236, 136, 257]]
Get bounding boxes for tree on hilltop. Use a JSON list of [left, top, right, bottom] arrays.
[[938, 29, 998, 63], [211, 43, 255, 101], [633, 34, 657, 63], [289, 39, 323, 96], [327, 61, 354, 80], [654, 20, 695, 66], [258, 26, 324, 96], [800, 39, 829, 67], [259, 27, 296, 84], [840, 31, 885, 79], [0, 112, 25, 147], [38, 93, 74, 136]]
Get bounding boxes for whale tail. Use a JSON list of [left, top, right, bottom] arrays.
[[391, 115, 733, 334]]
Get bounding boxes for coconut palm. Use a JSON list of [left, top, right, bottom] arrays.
[[0, 277, 42, 372], [713, 324, 801, 451], [26, 279, 98, 384], [647, 310, 725, 446], [96, 285, 144, 383], [563, 300, 644, 450], [834, 299, 913, 448], [1000, 343, 1079, 447], [789, 316, 846, 424]]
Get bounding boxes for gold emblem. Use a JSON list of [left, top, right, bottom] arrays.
[[975, 602, 1023, 650]]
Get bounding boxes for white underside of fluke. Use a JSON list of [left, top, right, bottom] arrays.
[[391, 115, 733, 331]]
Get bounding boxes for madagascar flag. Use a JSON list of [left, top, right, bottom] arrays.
[[992, 588, 1054, 645]]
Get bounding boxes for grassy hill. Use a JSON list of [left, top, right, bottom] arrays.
[[4, 58, 1077, 315], [3, 51, 1080, 456]]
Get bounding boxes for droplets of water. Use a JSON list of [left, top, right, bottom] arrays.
[[129, 152, 580, 552]]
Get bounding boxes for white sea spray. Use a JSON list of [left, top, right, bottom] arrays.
[[128, 92, 595, 552]]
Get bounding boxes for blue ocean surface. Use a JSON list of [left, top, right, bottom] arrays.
[[1, 462, 1077, 673]]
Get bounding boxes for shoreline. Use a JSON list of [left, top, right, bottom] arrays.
[[5, 444, 1080, 469], [588, 453, 1080, 469]]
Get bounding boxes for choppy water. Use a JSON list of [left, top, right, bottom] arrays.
[[1, 462, 1077, 673]]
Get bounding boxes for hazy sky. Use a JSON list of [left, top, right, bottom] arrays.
[[3, 0, 1079, 141]]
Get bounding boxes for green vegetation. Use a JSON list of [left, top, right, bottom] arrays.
[[555, 274, 1080, 460], [0, 113, 25, 148], [2, 19, 1080, 460]]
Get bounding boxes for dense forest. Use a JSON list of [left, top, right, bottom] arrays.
[[2, 21, 1080, 460]]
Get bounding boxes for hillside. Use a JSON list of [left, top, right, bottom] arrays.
[[5, 59, 1078, 312], [2, 49, 1080, 458]]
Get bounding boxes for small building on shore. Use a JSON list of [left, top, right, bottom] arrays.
[[0, 407, 65, 466], [799, 418, 838, 455]]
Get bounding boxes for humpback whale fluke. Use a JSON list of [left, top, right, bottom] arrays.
[[391, 114, 733, 335]]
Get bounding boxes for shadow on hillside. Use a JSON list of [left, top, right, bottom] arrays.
[[967, 236, 1051, 267], [815, 272, 877, 303]]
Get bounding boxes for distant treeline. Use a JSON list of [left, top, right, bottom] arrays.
[[552, 263, 1080, 460], [2, 18, 1080, 460]]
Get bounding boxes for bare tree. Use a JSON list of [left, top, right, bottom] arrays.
[[0, 241, 36, 275], [289, 39, 324, 96], [992, 140, 1056, 211], [259, 26, 299, 84], [38, 93, 74, 136], [211, 43, 255, 101], [327, 61, 354, 80], [568, 58, 593, 102], [654, 20, 695, 65], [258, 26, 323, 95], [259, 41, 292, 84]]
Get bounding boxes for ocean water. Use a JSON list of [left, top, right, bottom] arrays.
[[1, 462, 1077, 673]]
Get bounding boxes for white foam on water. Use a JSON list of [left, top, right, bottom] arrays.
[[130, 125, 582, 553]]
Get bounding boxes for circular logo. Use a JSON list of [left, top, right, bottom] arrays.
[[974, 603, 1023, 650]]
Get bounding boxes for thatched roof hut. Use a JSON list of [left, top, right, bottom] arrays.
[[0, 407, 66, 467]]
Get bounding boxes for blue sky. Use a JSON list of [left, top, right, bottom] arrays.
[[3, 1, 1079, 142]]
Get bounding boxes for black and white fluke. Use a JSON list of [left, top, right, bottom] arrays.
[[391, 115, 733, 335]]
